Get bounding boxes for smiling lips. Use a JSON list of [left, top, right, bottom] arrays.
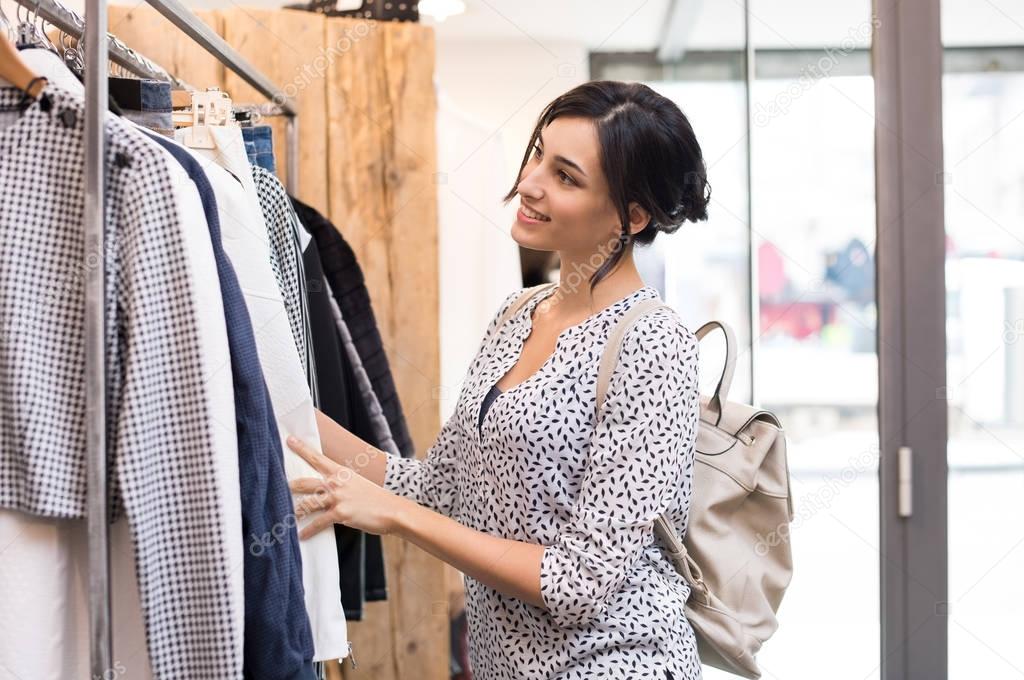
[[520, 203, 551, 221]]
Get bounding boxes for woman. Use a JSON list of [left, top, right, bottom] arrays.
[[287, 80, 711, 680]]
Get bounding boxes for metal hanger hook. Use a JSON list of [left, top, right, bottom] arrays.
[[27, 0, 41, 36], [38, 17, 58, 52]]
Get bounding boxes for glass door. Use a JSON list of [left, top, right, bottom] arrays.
[[745, 2, 880, 678], [596, 1, 882, 676], [941, 6, 1024, 676], [595, 1, 1024, 677]]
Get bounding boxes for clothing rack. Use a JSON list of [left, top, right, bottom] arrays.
[[8, 0, 300, 674], [143, 0, 299, 188], [10, 0, 300, 192], [12, 0, 191, 88]]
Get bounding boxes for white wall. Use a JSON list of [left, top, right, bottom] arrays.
[[434, 37, 588, 194], [431, 37, 587, 420]]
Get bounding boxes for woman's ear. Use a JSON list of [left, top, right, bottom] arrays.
[[627, 201, 652, 236]]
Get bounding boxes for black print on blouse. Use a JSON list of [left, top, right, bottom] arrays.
[[385, 284, 704, 679]]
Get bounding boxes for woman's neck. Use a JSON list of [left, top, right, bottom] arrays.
[[551, 248, 646, 317]]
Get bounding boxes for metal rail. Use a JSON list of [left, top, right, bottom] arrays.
[[11, 0, 299, 192], [13, 0, 189, 87], [82, 0, 110, 674]]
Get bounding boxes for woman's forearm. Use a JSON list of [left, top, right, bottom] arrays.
[[314, 409, 388, 486], [392, 497, 545, 608], [289, 422, 545, 608]]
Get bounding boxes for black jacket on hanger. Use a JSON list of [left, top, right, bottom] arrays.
[[289, 196, 415, 462], [302, 234, 387, 619]]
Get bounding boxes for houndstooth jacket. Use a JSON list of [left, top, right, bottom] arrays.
[[0, 84, 243, 679]]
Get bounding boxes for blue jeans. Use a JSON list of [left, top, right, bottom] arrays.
[[241, 125, 276, 173], [110, 77, 172, 131]]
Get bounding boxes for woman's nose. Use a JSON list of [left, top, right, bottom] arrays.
[[517, 168, 544, 200]]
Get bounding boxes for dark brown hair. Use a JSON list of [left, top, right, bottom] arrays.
[[503, 80, 711, 290]]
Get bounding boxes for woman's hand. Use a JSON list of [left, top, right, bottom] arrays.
[[286, 435, 410, 539], [289, 436, 547, 608]]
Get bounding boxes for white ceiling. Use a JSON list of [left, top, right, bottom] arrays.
[[30, 0, 1024, 50], [423, 0, 671, 51], [424, 0, 1024, 50]]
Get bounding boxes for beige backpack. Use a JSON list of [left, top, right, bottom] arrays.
[[501, 284, 795, 679]]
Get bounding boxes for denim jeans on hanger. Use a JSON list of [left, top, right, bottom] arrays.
[[243, 135, 258, 166], [241, 124, 276, 172], [109, 77, 173, 132]]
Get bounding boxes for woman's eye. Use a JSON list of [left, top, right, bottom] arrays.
[[532, 144, 543, 158], [558, 170, 575, 186]]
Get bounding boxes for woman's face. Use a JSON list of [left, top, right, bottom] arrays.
[[511, 116, 642, 258]]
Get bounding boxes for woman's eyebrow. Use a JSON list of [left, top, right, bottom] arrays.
[[557, 155, 589, 178], [537, 133, 588, 177]]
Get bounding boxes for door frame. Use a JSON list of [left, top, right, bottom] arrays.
[[873, 0, 949, 677]]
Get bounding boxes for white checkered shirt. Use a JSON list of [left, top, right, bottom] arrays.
[[0, 84, 242, 679], [252, 165, 318, 404]]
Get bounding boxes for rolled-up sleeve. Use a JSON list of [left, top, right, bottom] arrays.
[[383, 410, 462, 517], [540, 313, 700, 628]]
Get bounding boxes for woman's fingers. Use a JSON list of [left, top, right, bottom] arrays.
[[294, 495, 325, 519], [286, 435, 335, 475], [289, 477, 326, 495], [290, 478, 331, 520], [299, 512, 336, 540]]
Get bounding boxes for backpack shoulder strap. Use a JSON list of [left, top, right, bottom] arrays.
[[596, 302, 702, 587], [487, 282, 557, 345], [595, 298, 672, 412]]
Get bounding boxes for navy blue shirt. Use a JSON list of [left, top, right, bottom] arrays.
[[144, 132, 315, 680]]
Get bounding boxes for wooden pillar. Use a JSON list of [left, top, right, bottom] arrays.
[[322, 15, 446, 680], [108, 5, 225, 89], [219, 8, 330, 212]]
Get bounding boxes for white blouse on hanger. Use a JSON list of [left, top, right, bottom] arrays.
[[173, 126, 349, 662]]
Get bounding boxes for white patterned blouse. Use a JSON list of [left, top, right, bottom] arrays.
[[385, 284, 703, 680]]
